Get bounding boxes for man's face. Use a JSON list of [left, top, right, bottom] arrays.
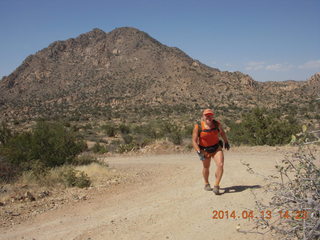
[[204, 114, 213, 121]]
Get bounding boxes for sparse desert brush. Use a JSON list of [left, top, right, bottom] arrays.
[[117, 143, 136, 153], [245, 126, 320, 240], [121, 134, 133, 144], [119, 124, 131, 134], [168, 131, 182, 145], [18, 165, 91, 188], [91, 142, 108, 154], [50, 166, 91, 188], [75, 162, 117, 185], [72, 154, 99, 165], [101, 123, 116, 137], [18, 160, 114, 189]]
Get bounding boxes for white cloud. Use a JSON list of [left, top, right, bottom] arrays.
[[245, 61, 265, 71], [265, 63, 293, 71], [298, 60, 320, 69], [225, 63, 235, 67]]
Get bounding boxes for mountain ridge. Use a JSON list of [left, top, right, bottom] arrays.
[[0, 27, 318, 123]]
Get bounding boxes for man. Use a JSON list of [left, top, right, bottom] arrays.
[[192, 109, 230, 195]]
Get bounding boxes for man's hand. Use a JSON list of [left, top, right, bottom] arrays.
[[224, 142, 230, 150], [197, 150, 205, 161]]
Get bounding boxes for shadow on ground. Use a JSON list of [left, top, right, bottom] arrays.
[[220, 185, 261, 194]]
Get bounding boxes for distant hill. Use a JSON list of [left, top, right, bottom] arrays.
[[0, 27, 319, 123]]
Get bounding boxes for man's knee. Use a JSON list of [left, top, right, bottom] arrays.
[[203, 166, 210, 171], [216, 161, 224, 168]]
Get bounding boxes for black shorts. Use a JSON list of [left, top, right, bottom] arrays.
[[199, 140, 223, 153]]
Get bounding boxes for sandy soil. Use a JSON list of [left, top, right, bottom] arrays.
[[1, 146, 299, 240]]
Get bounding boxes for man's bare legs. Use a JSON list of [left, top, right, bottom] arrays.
[[202, 157, 211, 185], [201, 149, 224, 193], [213, 149, 224, 187]]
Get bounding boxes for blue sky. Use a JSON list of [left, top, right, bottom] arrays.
[[0, 0, 319, 82]]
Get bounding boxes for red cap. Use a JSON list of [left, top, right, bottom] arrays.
[[203, 109, 214, 116]]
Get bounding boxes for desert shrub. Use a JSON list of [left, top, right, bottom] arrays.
[[228, 107, 300, 146], [134, 135, 152, 148], [132, 123, 159, 139], [0, 121, 12, 145], [30, 121, 87, 167], [119, 124, 130, 134], [145, 127, 159, 139], [168, 132, 182, 145], [244, 126, 320, 239], [91, 142, 108, 154], [20, 165, 92, 188], [131, 122, 160, 139], [159, 121, 177, 135], [117, 143, 136, 153], [0, 132, 34, 168], [108, 139, 122, 152], [0, 156, 19, 182], [101, 123, 116, 137], [0, 121, 86, 176], [122, 134, 133, 144], [27, 160, 49, 182], [182, 124, 194, 138], [58, 166, 91, 188], [158, 121, 183, 145], [72, 154, 98, 166]]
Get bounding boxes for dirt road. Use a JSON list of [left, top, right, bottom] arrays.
[[1, 146, 291, 240]]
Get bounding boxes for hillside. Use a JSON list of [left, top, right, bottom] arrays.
[[0, 27, 319, 123]]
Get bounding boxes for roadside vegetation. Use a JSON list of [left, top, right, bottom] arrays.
[[0, 107, 304, 186], [0, 119, 193, 186], [1, 106, 318, 239], [242, 126, 320, 240], [227, 107, 300, 146], [0, 121, 93, 187]]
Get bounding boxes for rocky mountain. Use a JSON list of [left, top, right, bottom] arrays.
[[0, 27, 319, 123]]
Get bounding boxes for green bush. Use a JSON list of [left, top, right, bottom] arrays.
[[158, 121, 183, 145], [119, 124, 130, 134], [228, 108, 300, 146], [0, 122, 12, 145], [31, 121, 87, 167], [134, 135, 152, 148], [58, 166, 91, 188], [182, 124, 194, 138], [0, 156, 18, 182], [28, 159, 49, 182], [101, 124, 116, 137], [92, 142, 108, 154], [1, 132, 34, 168], [122, 134, 133, 144], [168, 132, 182, 145], [0, 121, 86, 172]]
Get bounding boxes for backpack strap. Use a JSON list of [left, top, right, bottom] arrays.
[[197, 121, 202, 137], [212, 120, 220, 131], [197, 120, 220, 137]]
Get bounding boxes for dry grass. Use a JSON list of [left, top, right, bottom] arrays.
[[75, 162, 119, 186]]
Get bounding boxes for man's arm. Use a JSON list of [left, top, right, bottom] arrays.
[[219, 123, 230, 150], [192, 124, 200, 152]]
